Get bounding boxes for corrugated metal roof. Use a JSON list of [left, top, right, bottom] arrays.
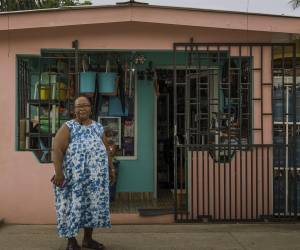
[[0, 3, 299, 19]]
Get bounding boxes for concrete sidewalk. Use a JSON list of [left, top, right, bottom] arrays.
[[0, 224, 300, 250]]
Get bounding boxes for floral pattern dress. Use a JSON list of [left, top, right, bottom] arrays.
[[54, 119, 111, 238]]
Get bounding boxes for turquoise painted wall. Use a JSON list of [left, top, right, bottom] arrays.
[[117, 79, 155, 192], [116, 51, 186, 192]]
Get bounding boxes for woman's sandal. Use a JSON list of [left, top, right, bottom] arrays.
[[66, 241, 81, 250], [82, 239, 104, 250]]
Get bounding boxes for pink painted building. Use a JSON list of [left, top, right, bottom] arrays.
[[0, 3, 300, 224]]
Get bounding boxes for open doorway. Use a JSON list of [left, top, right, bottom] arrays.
[[156, 68, 175, 204]]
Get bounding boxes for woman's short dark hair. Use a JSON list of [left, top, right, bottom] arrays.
[[77, 95, 92, 106]]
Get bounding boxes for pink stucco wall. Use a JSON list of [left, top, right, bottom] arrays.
[[189, 149, 273, 220], [0, 21, 273, 224]]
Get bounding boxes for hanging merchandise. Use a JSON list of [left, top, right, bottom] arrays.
[[124, 61, 129, 96], [137, 70, 145, 80], [108, 96, 128, 117], [127, 63, 136, 117], [117, 58, 126, 113], [98, 96, 109, 116], [134, 54, 146, 65], [98, 59, 117, 95], [124, 119, 134, 137], [91, 92, 98, 121], [79, 72, 96, 94], [123, 137, 134, 156], [146, 61, 154, 81], [79, 56, 96, 95], [153, 70, 160, 96], [128, 62, 135, 98]]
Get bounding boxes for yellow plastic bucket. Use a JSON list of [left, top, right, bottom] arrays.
[[53, 82, 67, 100], [40, 85, 51, 100]]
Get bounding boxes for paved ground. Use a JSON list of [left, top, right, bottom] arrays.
[[0, 223, 300, 250]]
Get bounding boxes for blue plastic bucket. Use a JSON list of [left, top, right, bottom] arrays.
[[80, 72, 96, 93], [98, 72, 117, 94], [108, 96, 128, 116]]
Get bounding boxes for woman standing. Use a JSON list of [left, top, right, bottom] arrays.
[[52, 96, 110, 250]]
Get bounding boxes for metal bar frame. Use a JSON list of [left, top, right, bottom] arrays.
[[173, 42, 299, 222]]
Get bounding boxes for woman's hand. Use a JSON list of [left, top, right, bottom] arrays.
[[109, 167, 116, 184], [52, 124, 69, 188], [52, 171, 65, 187]]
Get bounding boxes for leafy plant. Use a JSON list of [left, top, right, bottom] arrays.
[[0, 0, 92, 12], [290, 0, 300, 9]]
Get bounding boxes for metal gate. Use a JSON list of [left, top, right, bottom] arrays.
[[173, 42, 299, 222]]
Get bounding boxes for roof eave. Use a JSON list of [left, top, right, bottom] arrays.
[[0, 4, 299, 19], [0, 5, 299, 34]]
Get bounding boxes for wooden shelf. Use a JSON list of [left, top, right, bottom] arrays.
[[28, 99, 70, 106]]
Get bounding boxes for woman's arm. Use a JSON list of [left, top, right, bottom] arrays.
[[52, 124, 70, 187], [102, 133, 109, 152], [102, 133, 112, 165]]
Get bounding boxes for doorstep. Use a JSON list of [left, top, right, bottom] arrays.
[[138, 208, 175, 217], [111, 213, 174, 224]]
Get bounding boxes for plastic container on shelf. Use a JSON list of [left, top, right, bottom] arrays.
[[52, 82, 68, 101], [39, 85, 51, 100], [39, 119, 68, 133], [41, 72, 56, 85]]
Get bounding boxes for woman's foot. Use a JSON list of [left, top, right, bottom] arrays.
[[66, 237, 81, 250], [82, 238, 104, 250]]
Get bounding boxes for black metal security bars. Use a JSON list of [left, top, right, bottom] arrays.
[[17, 51, 76, 163], [173, 43, 299, 222]]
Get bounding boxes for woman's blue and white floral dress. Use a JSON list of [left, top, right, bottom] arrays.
[[54, 119, 111, 238]]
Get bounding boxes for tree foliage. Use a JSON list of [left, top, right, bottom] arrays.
[[290, 0, 300, 9], [0, 0, 92, 12]]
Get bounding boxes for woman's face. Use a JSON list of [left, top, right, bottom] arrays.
[[74, 97, 91, 121]]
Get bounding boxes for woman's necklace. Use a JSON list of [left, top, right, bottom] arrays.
[[76, 118, 92, 126]]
